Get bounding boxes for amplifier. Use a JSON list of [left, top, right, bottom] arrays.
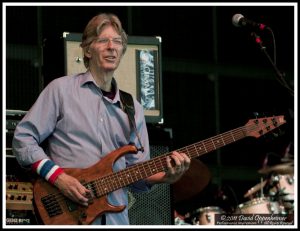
[[6, 110, 27, 131], [6, 182, 33, 211], [63, 33, 163, 124]]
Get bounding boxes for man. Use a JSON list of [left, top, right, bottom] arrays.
[[12, 13, 190, 225]]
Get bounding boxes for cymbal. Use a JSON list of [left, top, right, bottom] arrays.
[[172, 159, 211, 203], [244, 180, 267, 198], [258, 162, 294, 175]]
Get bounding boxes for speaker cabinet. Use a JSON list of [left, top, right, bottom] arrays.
[[128, 145, 173, 225], [128, 126, 173, 225]]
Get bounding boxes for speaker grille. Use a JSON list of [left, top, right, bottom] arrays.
[[128, 145, 173, 225]]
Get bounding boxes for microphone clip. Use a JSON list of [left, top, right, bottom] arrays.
[[251, 32, 266, 50]]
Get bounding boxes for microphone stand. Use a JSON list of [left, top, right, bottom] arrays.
[[251, 32, 294, 97]]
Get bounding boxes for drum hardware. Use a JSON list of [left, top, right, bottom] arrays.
[[191, 206, 225, 225], [244, 178, 267, 198], [174, 157, 295, 225], [282, 201, 294, 212], [235, 197, 286, 215], [287, 176, 294, 185], [258, 162, 294, 175], [174, 210, 192, 225], [268, 174, 294, 202], [257, 160, 294, 217], [267, 201, 285, 214]]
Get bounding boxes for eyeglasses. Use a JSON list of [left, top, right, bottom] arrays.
[[95, 37, 123, 46]]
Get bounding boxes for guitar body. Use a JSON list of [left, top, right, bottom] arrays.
[[33, 145, 137, 225]]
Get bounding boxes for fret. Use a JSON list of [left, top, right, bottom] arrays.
[[107, 176, 115, 191], [210, 138, 217, 150], [137, 164, 146, 179], [192, 144, 199, 157], [119, 172, 128, 186], [118, 175, 123, 183], [109, 174, 122, 192], [220, 134, 226, 145], [241, 127, 247, 136], [121, 171, 131, 187], [202, 141, 208, 153], [212, 136, 225, 149], [133, 168, 141, 181], [227, 131, 237, 143], [149, 160, 159, 174], [110, 176, 118, 191], [96, 178, 104, 196], [194, 142, 203, 156], [158, 155, 167, 171], [230, 130, 236, 141], [144, 160, 152, 176], [140, 162, 148, 179], [125, 170, 133, 183], [184, 147, 190, 155], [102, 184, 109, 194], [110, 176, 117, 188]]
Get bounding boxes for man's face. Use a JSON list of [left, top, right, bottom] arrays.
[[87, 26, 124, 72]]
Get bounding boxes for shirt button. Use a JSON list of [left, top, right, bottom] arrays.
[[100, 118, 104, 122]]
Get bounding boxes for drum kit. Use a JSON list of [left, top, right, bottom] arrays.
[[173, 156, 294, 225], [240, 162, 294, 217]]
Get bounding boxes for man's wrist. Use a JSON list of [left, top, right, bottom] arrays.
[[31, 159, 64, 185]]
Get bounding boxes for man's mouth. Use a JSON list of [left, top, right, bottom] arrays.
[[104, 55, 117, 62]]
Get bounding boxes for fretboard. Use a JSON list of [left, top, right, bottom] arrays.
[[90, 124, 249, 197]]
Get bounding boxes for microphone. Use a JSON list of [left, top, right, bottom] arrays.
[[232, 14, 269, 31]]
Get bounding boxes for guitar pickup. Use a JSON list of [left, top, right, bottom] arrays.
[[41, 194, 63, 217], [65, 198, 78, 212]]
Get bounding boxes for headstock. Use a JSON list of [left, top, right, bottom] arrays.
[[244, 115, 286, 138]]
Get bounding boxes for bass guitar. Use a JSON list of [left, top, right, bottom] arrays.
[[33, 115, 286, 225]]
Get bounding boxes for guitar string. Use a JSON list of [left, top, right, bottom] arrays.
[[78, 126, 249, 195], [39, 121, 276, 212], [39, 121, 277, 211], [39, 119, 282, 213]]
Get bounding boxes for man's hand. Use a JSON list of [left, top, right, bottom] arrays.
[[54, 173, 91, 206], [163, 151, 191, 184]]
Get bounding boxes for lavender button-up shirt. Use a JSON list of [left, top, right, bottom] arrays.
[[12, 71, 151, 225]]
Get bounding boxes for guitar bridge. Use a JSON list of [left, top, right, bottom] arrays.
[[41, 194, 63, 217]]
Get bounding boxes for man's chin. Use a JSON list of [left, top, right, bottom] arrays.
[[103, 64, 119, 72]]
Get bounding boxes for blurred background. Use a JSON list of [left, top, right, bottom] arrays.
[[4, 3, 296, 225]]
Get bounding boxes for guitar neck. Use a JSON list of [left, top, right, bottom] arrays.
[[88, 115, 286, 197], [91, 125, 248, 196], [177, 124, 247, 159]]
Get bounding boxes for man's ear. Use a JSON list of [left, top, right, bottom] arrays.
[[85, 48, 91, 58]]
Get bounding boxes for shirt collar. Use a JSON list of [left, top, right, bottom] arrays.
[[78, 71, 96, 86], [78, 71, 121, 104]]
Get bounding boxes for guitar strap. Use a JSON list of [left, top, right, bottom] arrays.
[[119, 90, 144, 152]]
